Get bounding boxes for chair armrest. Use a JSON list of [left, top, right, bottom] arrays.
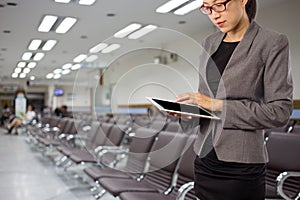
[[176, 181, 194, 200], [277, 171, 300, 200]]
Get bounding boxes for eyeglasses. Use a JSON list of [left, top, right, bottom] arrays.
[[200, 0, 232, 15]]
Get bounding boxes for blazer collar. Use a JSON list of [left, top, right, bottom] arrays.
[[208, 21, 260, 56]]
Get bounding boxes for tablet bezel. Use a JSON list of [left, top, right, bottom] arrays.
[[146, 97, 220, 120]]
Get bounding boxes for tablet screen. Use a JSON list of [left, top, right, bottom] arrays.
[[151, 98, 213, 117]]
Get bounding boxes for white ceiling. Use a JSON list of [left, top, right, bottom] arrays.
[[0, 0, 287, 86]]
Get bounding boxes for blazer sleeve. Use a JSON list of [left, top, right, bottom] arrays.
[[222, 34, 293, 130]]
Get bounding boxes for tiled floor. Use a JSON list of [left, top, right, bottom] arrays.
[[0, 128, 117, 200]]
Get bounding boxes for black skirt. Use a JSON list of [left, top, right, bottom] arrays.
[[194, 149, 266, 200]]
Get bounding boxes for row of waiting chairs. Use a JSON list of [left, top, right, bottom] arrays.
[[26, 114, 300, 200], [26, 114, 196, 199]]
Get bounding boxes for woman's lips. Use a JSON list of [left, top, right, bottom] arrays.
[[216, 21, 225, 27]]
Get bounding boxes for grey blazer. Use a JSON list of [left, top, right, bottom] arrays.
[[183, 21, 293, 164]]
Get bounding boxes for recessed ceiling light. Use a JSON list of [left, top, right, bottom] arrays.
[[114, 23, 142, 38], [42, 40, 57, 51], [28, 39, 42, 51], [101, 44, 120, 54], [54, 0, 71, 3], [61, 69, 71, 75], [55, 17, 77, 34], [85, 55, 98, 62], [62, 63, 72, 69], [17, 62, 26, 68], [89, 43, 108, 53], [30, 76, 35, 81], [46, 73, 54, 79], [128, 25, 158, 39], [73, 54, 87, 63], [38, 15, 58, 32], [33, 52, 45, 61], [78, 0, 96, 5], [71, 64, 81, 70], [174, 0, 203, 15], [27, 62, 37, 68], [12, 73, 18, 78], [19, 73, 26, 79], [156, 0, 190, 13], [23, 68, 31, 74], [53, 68, 62, 74], [53, 74, 61, 79], [14, 68, 22, 73], [22, 52, 32, 60]]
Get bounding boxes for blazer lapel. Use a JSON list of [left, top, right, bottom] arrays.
[[216, 21, 261, 99]]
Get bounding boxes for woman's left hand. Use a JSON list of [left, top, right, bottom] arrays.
[[176, 92, 223, 112]]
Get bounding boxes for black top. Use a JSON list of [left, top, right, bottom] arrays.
[[204, 41, 266, 177], [206, 41, 239, 97]]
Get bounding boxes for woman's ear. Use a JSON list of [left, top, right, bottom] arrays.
[[241, 0, 248, 7]]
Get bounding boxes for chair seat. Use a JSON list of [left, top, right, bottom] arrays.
[[98, 177, 158, 196], [84, 167, 132, 181], [119, 192, 175, 200]]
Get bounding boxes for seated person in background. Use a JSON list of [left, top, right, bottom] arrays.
[[7, 104, 36, 134], [60, 105, 70, 118]]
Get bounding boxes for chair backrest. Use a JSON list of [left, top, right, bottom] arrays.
[[104, 124, 128, 146], [165, 121, 181, 132], [83, 121, 101, 149], [123, 127, 159, 174], [91, 123, 113, 149], [148, 120, 168, 133], [144, 131, 188, 193], [266, 132, 300, 199]]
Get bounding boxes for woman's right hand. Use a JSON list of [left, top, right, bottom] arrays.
[[166, 111, 193, 121]]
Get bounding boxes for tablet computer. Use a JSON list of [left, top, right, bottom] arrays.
[[146, 97, 220, 120]]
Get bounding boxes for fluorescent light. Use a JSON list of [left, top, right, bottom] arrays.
[[33, 53, 45, 61], [23, 68, 31, 74], [38, 15, 58, 32], [19, 73, 26, 79], [54, 0, 71, 3], [114, 23, 142, 38], [174, 0, 203, 15], [61, 69, 71, 75], [42, 40, 57, 51], [30, 76, 35, 81], [12, 73, 18, 78], [14, 68, 22, 73], [17, 62, 26, 68], [62, 63, 72, 70], [46, 73, 54, 79], [55, 17, 77, 34], [28, 39, 42, 50], [73, 54, 87, 63], [71, 64, 81, 70], [86, 55, 98, 62], [89, 43, 108, 53], [78, 0, 96, 5], [53, 68, 62, 74], [53, 74, 61, 79], [27, 62, 37, 69], [128, 25, 158, 39], [101, 44, 120, 54], [156, 0, 190, 13], [22, 52, 32, 60]]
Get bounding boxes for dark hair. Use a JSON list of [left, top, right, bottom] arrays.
[[245, 0, 257, 22]]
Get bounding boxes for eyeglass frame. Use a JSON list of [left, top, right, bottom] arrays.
[[199, 0, 232, 15]]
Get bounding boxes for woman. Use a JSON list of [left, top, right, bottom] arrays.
[[7, 104, 36, 134], [175, 0, 293, 199]]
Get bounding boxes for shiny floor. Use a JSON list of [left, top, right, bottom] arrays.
[[0, 128, 116, 200]]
